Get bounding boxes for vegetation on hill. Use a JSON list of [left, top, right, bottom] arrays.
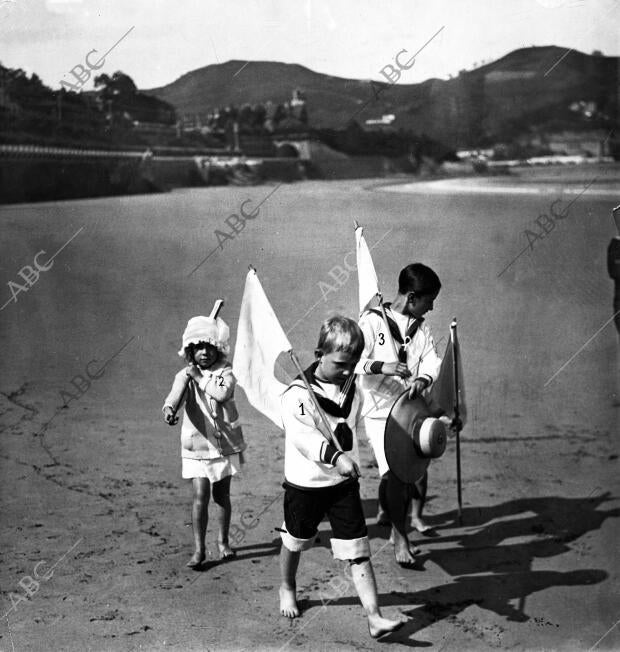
[[146, 47, 618, 153], [2, 45, 617, 159], [0, 65, 214, 150]]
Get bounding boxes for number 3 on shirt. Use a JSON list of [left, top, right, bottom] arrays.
[[378, 332, 385, 345]]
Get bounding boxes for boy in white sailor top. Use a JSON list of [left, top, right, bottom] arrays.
[[356, 263, 442, 565], [279, 316, 402, 639]]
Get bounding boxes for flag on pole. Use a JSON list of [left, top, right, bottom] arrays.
[[428, 320, 467, 426], [232, 269, 292, 428], [355, 225, 380, 314]]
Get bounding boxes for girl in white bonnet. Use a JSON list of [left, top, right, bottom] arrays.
[[163, 313, 246, 568]]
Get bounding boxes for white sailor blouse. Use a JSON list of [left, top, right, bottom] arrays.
[[281, 363, 362, 489], [355, 305, 442, 419]]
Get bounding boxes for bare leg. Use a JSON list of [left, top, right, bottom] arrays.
[[188, 477, 210, 567], [384, 472, 419, 563], [279, 546, 301, 618], [212, 475, 234, 558], [349, 560, 402, 638], [410, 472, 432, 533]]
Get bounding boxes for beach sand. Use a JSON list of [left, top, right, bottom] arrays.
[[1, 168, 618, 650]]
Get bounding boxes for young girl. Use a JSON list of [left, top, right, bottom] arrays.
[[163, 314, 246, 568]]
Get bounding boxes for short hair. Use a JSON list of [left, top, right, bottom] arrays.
[[315, 316, 365, 358], [398, 263, 441, 296]]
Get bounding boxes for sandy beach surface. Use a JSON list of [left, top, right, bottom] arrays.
[[1, 166, 618, 651]]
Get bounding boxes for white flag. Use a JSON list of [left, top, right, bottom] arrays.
[[428, 321, 467, 426], [355, 226, 380, 314], [232, 270, 292, 428]]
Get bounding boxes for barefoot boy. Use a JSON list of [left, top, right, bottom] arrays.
[[356, 263, 442, 565], [278, 316, 402, 638]]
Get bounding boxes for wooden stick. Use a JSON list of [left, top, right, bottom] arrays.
[[451, 318, 463, 526], [251, 265, 343, 453], [289, 351, 343, 453], [209, 299, 225, 319]]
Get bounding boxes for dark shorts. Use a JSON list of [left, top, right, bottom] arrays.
[[283, 479, 368, 541]]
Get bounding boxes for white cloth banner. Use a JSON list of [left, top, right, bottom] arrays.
[[428, 321, 467, 426], [355, 226, 380, 314], [232, 270, 292, 428]]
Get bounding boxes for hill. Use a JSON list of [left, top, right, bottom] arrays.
[[144, 47, 619, 149]]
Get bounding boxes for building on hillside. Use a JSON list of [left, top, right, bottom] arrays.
[[364, 114, 396, 130], [546, 130, 611, 158]]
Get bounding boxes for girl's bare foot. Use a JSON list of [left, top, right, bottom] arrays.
[[186, 551, 206, 568], [217, 541, 236, 560], [279, 585, 300, 618], [368, 614, 403, 638]]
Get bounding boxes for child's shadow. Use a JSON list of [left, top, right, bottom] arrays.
[[232, 538, 281, 562], [301, 568, 607, 647], [191, 539, 280, 572]]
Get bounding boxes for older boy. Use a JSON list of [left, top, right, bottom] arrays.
[[278, 316, 402, 638], [356, 263, 442, 565]]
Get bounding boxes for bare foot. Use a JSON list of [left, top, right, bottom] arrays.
[[186, 551, 206, 568], [279, 585, 300, 618], [391, 529, 420, 564], [411, 517, 434, 534], [217, 542, 236, 560], [368, 614, 403, 639], [388, 529, 420, 554]]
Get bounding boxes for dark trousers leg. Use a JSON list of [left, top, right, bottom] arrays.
[[378, 475, 388, 515], [383, 471, 413, 537]]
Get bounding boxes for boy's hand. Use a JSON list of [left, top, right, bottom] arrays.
[[381, 362, 411, 379], [438, 415, 461, 437], [335, 454, 361, 479], [185, 365, 202, 381], [163, 406, 179, 426], [408, 378, 427, 399]]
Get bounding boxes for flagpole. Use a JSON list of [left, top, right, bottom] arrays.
[[289, 351, 344, 454], [451, 318, 463, 525]]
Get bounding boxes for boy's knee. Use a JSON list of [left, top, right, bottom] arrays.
[[280, 523, 315, 553]]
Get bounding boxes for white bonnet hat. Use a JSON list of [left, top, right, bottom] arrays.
[[178, 315, 230, 357]]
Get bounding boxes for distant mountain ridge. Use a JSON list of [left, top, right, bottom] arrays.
[[145, 46, 619, 149]]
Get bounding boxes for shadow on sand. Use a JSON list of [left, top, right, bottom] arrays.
[[304, 492, 618, 646]]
